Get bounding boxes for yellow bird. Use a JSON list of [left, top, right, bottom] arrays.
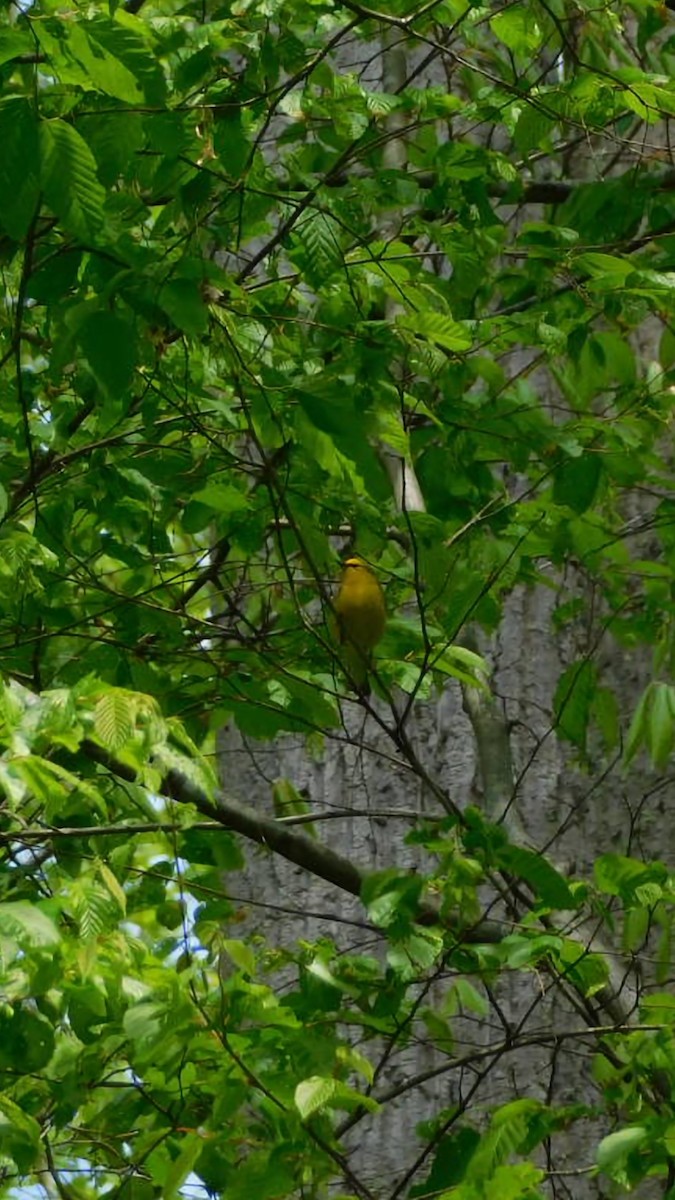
[[333, 556, 386, 696]]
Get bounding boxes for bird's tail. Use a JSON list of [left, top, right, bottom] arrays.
[[342, 642, 372, 697]]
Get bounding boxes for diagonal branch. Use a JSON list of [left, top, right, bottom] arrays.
[[79, 739, 504, 943]]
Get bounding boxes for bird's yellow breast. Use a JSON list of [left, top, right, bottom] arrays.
[[334, 559, 386, 651]]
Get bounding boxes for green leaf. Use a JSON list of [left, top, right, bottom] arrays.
[[216, 1152, 295, 1200], [0, 29, 31, 67], [71, 879, 118, 938], [66, 981, 108, 1043], [622, 83, 661, 124], [84, 15, 166, 104], [0, 97, 40, 238], [485, 1163, 546, 1199], [291, 209, 344, 286], [123, 1001, 164, 1043], [107, 1181, 159, 1200], [272, 777, 316, 837], [557, 940, 609, 997], [467, 1099, 540, 1182], [159, 278, 209, 336], [597, 1126, 648, 1172], [388, 927, 444, 978], [20, 756, 107, 820], [502, 932, 562, 969], [94, 690, 135, 751], [553, 453, 602, 513], [446, 978, 489, 1017], [360, 870, 424, 930], [0, 902, 61, 948], [0, 1094, 41, 1172], [294, 1076, 378, 1119], [640, 993, 675, 1025], [593, 685, 619, 752], [191, 483, 248, 515], [577, 252, 634, 281], [40, 119, 106, 242], [498, 846, 577, 910], [594, 854, 667, 905], [77, 310, 137, 398], [432, 644, 489, 690], [659, 325, 675, 370], [0, 1008, 55, 1073], [297, 382, 361, 437], [337, 1044, 375, 1085], [397, 310, 473, 352], [624, 685, 651, 766], [213, 112, 250, 178], [99, 861, 127, 916], [646, 682, 674, 768], [221, 939, 256, 974], [490, 7, 543, 53], [67, 20, 144, 104], [294, 1075, 338, 1119], [164, 1133, 204, 1200], [410, 1127, 481, 1197], [514, 106, 556, 155], [624, 683, 675, 769], [80, 109, 144, 186], [553, 660, 596, 749]]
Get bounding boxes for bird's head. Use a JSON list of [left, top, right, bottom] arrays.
[[342, 555, 372, 574]]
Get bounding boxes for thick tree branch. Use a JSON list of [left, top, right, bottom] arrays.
[[79, 739, 504, 943]]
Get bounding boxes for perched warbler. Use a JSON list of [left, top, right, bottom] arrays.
[[333, 556, 386, 696]]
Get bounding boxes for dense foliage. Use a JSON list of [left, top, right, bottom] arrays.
[[1, 0, 675, 1196]]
